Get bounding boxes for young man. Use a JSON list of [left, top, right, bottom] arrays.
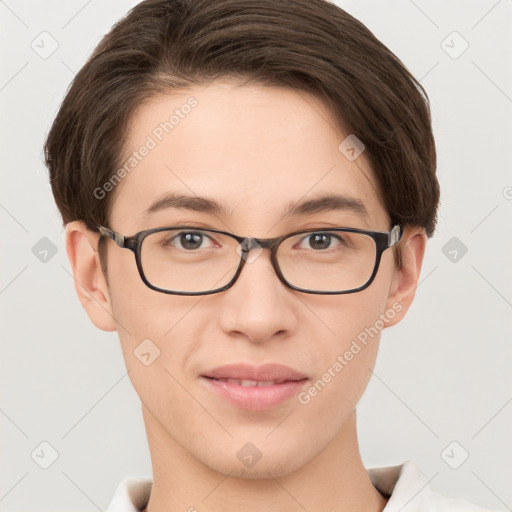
[[44, 0, 496, 510]]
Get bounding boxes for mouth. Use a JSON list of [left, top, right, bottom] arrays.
[[200, 374, 309, 411], [200, 362, 309, 410], [201, 362, 308, 382], [202, 376, 307, 387]]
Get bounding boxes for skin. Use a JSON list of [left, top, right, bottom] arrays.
[[66, 79, 426, 512]]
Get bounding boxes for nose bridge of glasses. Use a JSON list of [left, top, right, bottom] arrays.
[[239, 236, 279, 254], [235, 236, 283, 288]]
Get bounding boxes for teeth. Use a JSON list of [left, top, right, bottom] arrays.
[[218, 378, 284, 386], [240, 379, 259, 387], [258, 380, 278, 386]]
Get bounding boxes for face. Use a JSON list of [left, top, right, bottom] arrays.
[[92, 80, 407, 478]]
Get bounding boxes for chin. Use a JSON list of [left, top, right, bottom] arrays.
[[203, 446, 309, 480]]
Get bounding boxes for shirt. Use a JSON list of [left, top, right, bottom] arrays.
[[105, 460, 498, 512]]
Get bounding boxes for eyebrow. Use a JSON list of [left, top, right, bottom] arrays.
[[140, 192, 368, 220]]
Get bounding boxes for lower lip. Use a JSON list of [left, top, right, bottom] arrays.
[[201, 377, 308, 411]]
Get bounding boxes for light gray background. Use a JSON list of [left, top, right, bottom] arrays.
[[1, 1, 511, 511]]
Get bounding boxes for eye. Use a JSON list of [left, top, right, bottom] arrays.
[[167, 231, 216, 251], [297, 232, 345, 251]]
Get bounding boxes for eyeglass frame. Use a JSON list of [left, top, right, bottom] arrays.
[[97, 223, 402, 296]]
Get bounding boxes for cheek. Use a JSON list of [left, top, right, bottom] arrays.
[[301, 282, 392, 403], [107, 248, 174, 332], [111, 290, 199, 368], [105, 252, 200, 378], [112, 296, 200, 427]]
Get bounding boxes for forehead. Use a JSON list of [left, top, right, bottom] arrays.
[[110, 80, 388, 234]]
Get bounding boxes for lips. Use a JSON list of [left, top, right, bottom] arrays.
[[201, 363, 308, 383], [201, 363, 309, 410], [209, 378, 288, 386]]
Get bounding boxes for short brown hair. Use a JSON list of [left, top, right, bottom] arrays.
[[44, 0, 439, 268]]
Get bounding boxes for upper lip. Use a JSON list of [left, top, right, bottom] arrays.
[[202, 363, 308, 382]]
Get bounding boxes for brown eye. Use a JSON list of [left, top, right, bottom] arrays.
[[165, 231, 215, 251], [297, 232, 344, 251]]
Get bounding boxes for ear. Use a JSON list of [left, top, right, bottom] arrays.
[[65, 221, 117, 332], [384, 226, 427, 327]]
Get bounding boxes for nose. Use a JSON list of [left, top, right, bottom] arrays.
[[216, 245, 298, 344]]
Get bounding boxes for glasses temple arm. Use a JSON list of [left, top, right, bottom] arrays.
[[388, 225, 402, 246], [98, 226, 126, 248]]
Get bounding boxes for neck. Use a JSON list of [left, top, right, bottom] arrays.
[[142, 405, 388, 512]]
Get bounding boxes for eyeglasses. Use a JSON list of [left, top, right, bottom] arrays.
[[97, 224, 402, 296]]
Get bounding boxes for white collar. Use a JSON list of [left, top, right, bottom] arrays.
[[105, 460, 492, 512]]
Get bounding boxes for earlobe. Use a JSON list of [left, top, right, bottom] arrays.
[[384, 227, 427, 327], [65, 221, 117, 332]]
